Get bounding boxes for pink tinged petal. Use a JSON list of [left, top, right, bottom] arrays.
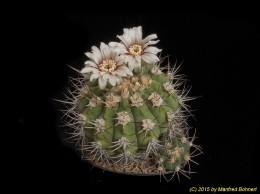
[[85, 52, 93, 60], [98, 76, 107, 89], [135, 55, 141, 63], [123, 33, 134, 46], [115, 55, 125, 66], [113, 68, 126, 76], [135, 26, 142, 43], [125, 56, 141, 71], [99, 43, 110, 58], [100, 71, 107, 76], [125, 55, 134, 63], [109, 42, 128, 54], [117, 66, 133, 76], [109, 75, 117, 86], [143, 40, 160, 48], [102, 48, 110, 59], [113, 66, 132, 77], [115, 76, 122, 84], [141, 53, 160, 64], [91, 46, 102, 63], [100, 42, 109, 50], [118, 53, 129, 59], [141, 34, 158, 45], [123, 28, 130, 34], [102, 73, 110, 81], [92, 68, 100, 73], [114, 48, 128, 54], [101, 47, 112, 59], [109, 42, 127, 51], [84, 60, 98, 68], [85, 51, 100, 64], [128, 29, 136, 44], [111, 51, 118, 60], [117, 34, 132, 48], [128, 64, 134, 71], [124, 56, 135, 70], [117, 35, 129, 47], [133, 62, 142, 71], [143, 46, 162, 54], [107, 75, 122, 84], [108, 42, 119, 47], [81, 66, 97, 74], [90, 73, 99, 81]]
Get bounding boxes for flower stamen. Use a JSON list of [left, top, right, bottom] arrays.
[[129, 44, 142, 56], [99, 59, 117, 72]]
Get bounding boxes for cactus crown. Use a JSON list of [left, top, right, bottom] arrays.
[[59, 26, 202, 181]]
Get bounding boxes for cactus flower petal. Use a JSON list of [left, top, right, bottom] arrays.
[[110, 26, 162, 71], [81, 43, 133, 90]]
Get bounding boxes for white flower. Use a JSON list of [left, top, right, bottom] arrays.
[[109, 26, 162, 71], [81, 43, 133, 90]]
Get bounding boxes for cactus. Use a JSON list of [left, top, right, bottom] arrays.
[[59, 26, 202, 181]]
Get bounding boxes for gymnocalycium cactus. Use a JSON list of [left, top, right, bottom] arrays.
[[59, 26, 202, 181]]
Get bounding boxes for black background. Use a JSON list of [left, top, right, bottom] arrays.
[[15, 13, 258, 191]]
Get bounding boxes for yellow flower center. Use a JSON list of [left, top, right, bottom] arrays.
[[99, 59, 117, 72], [129, 44, 142, 56]]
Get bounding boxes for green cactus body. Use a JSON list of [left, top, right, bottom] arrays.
[[75, 63, 190, 170], [60, 26, 201, 181]]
